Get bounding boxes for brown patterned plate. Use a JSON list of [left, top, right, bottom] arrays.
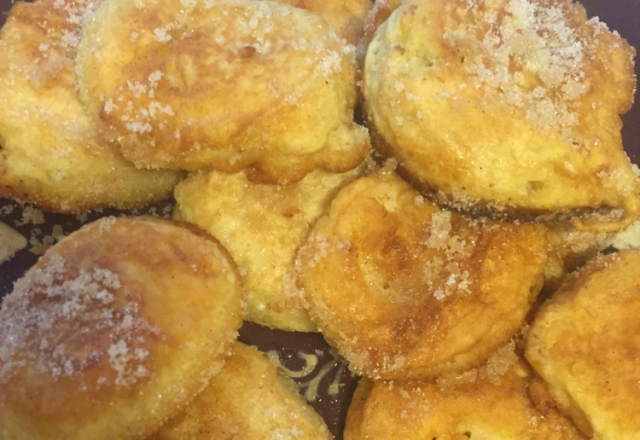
[[0, 0, 639, 439]]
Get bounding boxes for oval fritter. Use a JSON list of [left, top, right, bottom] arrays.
[[149, 341, 332, 440], [363, 0, 640, 229], [0, 0, 183, 214], [0, 217, 243, 440], [174, 165, 366, 332], [295, 168, 548, 379], [344, 359, 586, 440], [76, 0, 369, 184], [526, 250, 640, 439]]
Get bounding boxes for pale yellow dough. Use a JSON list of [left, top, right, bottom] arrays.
[[174, 165, 366, 332]]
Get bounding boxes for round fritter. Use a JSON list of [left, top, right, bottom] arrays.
[[363, 0, 640, 229], [295, 168, 548, 379], [344, 360, 586, 440], [76, 0, 369, 184], [0, 0, 183, 214], [174, 165, 365, 332], [526, 250, 640, 439], [0, 217, 244, 440], [149, 341, 332, 440]]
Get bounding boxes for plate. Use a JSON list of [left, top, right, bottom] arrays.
[[0, 0, 638, 439]]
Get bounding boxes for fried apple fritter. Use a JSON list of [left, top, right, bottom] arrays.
[[76, 0, 369, 184], [295, 168, 548, 379], [174, 165, 366, 332], [344, 360, 586, 440], [149, 342, 332, 440], [526, 250, 640, 439], [0, 217, 243, 440], [0, 0, 183, 214], [363, 0, 640, 230]]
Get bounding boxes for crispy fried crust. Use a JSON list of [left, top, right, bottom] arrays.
[[174, 165, 366, 332], [76, 0, 369, 184], [526, 250, 640, 439], [0, 217, 244, 440], [149, 342, 332, 440], [0, 0, 183, 214], [363, 0, 640, 230], [296, 169, 548, 379], [344, 360, 586, 440]]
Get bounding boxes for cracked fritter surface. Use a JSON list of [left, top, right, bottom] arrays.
[[345, 360, 586, 440], [526, 250, 640, 439], [295, 168, 548, 379], [0, 0, 183, 213], [174, 165, 366, 332], [76, 0, 369, 184], [149, 342, 331, 440], [364, 0, 639, 229], [0, 217, 243, 440]]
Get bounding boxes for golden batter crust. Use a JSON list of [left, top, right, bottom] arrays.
[[364, 0, 639, 230], [0, 217, 244, 440], [295, 168, 548, 379], [149, 342, 332, 440], [0, 0, 183, 213], [76, 0, 369, 184], [526, 250, 640, 439]]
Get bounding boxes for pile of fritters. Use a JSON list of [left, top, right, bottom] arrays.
[[1, 0, 639, 438]]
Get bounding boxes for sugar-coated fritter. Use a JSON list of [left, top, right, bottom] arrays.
[[76, 0, 369, 184], [175, 165, 365, 332], [526, 250, 640, 439], [149, 341, 332, 440], [364, 0, 639, 230], [0, 217, 244, 440], [295, 168, 548, 379], [0, 0, 183, 214], [345, 359, 586, 440]]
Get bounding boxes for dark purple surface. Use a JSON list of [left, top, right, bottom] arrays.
[[0, 0, 638, 439]]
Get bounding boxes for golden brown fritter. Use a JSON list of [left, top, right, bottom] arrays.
[[174, 165, 366, 332], [295, 168, 548, 379], [0, 217, 244, 440], [149, 342, 332, 440], [526, 250, 640, 439], [0, 0, 183, 214], [363, 0, 639, 230], [76, 0, 369, 184], [344, 359, 586, 440]]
